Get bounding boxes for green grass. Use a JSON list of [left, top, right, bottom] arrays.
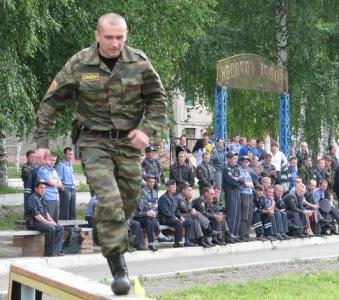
[[157, 271, 339, 300], [0, 186, 23, 194]]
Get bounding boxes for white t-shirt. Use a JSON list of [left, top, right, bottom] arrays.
[[270, 151, 288, 171]]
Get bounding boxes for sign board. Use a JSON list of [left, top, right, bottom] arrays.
[[216, 54, 288, 93]]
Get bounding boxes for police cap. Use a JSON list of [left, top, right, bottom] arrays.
[[145, 145, 157, 153], [226, 151, 238, 159], [165, 179, 176, 187]]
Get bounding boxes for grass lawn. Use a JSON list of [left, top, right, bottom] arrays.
[[157, 271, 339, 300]]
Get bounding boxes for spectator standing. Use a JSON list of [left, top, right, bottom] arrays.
[[192, 139, 204, 166], [55, 147, 76, 220], [196, 152, 215, 195], [25, 181, 64, 257], [238, 156, 254, 242], [222, 151, 243, 240], [141, 145, 163, 190], [210, 138, 226, 189], [313, 158, 327, 186], [229, 132, 241, 154], [169, 151, 195, 191], [202, 132, 213, 155], [21, 150, 36, 188], [327, 144, 338, 170], [298, 156, 314, 186], [269, 142, 288, 183], [238, 138, 259, 162], [296, 142, 310, 169], [175, 135, 191, 160]]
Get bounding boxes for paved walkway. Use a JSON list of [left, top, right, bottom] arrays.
[[1, 235, 339, 294]]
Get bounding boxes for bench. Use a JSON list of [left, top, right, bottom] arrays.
[[0, 230, 44, 257]]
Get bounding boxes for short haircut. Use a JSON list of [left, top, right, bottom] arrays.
[[96, 12, 127, 32], [203, 185, 213, 194], [289, 156, 297, 162], [63, 147, 73, 154], [319, 179, 328, 186], [255, 185, 264, 191], [271, 142, 279, 147], [264, 153, 272, 159], [26, 150, 35, 157], [202, 132, 209, 137]]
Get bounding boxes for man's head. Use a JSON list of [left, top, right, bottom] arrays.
[[216, 138, 224, 150], [202, 132, 209, 145], [177, 151, 187, 165], [179, 135, 186, 146], [181, 183, 193, 200], [249, 139, 256, 148], [145, 145, 157, 159], [226, 152, 238, 167], [203, 186, 215, 202], [294, 177, 302, 186], [240, 156, 250, 168], [254, 185, 264, 197], [63, 147, 73, 162], [319, 179, 328, 192], [307, 179, 317, 192], [146, 175, 156, 189], [329, 144, 337, 155], [324, 156, 332, 168], [26, 150, 35, 164], [289, 157, 298, 169], [46, 153, 57, 168], [264, 153, 272, 164], [166, 179, 176, 195], [304, 156, 312, 167], [95, 13, 128, 58], [35, 181, 47, 196], [270, 142, 279, 154], [295, 184, 306, 197], [273, 184, 284, 198], [232, 132, 240, 143], [300, 142, 308, 151], [265, 186, 274, 199], [262, 176, 271, 190], [202, 152, 210, 164], [316, 158, 325, 171], [257, 140, 264, 149]]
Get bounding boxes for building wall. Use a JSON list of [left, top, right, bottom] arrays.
[[172, 90, 212, 139]]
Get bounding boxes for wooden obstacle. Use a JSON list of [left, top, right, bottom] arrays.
[[8, 264, 144, 299]]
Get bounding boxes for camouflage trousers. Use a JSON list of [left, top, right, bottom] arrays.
[[79, 135, 141, 257]]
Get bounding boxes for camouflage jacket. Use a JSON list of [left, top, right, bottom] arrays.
[[35, 43, 167, 148]]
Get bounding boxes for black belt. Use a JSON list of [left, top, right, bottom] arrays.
[[83, 127, 129, 140]]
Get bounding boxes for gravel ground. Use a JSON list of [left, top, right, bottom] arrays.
[[143, 258, 339, 297]]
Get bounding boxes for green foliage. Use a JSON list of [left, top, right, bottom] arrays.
[[0, 186, 23, 194], [158, 271, 339, 300], [0, 213, 22, 230], [76, 182, 90, 193]]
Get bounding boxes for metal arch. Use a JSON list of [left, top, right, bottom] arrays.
[[214, 86, 228, 143], [279, 93, 290, 157]]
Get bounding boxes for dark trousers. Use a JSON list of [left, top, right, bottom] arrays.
[[45, 200, 59, 223], [128, 220, 143, 248], [160, 217, 193, 243], [239, 193, 253, 238], [271, 210, 284, 235], [225, 189, 241, 236], [286, 210, 305, 232], [28, 221, 64, 256], [59, 187, 76, 220], [252, 211, 273, 237], [135, 216, 160, 243]]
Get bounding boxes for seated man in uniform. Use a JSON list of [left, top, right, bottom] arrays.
[[134, 174, 172, 251], [24, 181, 64, 257], [158, 179, 195, 247]]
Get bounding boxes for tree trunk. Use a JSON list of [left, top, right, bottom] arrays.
[[276, 0, 288, 70], [0, 131, 8, 187], [15, 140, 22, 172]]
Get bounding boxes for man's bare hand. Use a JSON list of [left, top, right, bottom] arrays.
[[35, 148, 50, 166], [127, 129, 149, 150]]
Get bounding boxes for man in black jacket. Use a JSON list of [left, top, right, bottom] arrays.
[[158, 180, 195, 247], [196, 152, 215, 195]]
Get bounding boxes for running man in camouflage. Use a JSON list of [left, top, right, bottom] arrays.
[[34, 12, 167, 295]]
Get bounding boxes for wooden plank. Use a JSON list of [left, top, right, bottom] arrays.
[[9, 264, 144, 299]]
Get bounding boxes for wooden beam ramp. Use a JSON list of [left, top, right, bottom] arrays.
[[8, 263, 148, 300]]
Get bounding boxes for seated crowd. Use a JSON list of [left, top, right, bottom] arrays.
[[114, 133, 339, 251], [20, 133, 339, 255]]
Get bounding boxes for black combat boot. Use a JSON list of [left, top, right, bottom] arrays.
[[107, 254, 131, 295]]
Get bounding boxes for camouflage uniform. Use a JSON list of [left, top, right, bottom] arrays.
[[35, 43, 167, 257]]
